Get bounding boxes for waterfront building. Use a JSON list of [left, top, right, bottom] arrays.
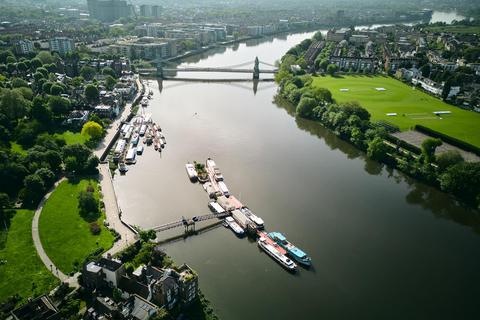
[[326, 28, 351, 42], [49, 37, 75, 56], [87, 0, 133, 22]]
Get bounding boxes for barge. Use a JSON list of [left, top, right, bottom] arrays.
[[268, 232, 311, 266], [258, 236, 297, 272]]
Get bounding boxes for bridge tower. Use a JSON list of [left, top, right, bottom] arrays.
[[253, 56, 260, 80], [156, 63, 163, 79]]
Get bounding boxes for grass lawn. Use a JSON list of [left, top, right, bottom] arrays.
[[39, 179, 114, 274], [312, 75, 480, 147], [0, 210, 58, 303], [54, 131, 87, 145]]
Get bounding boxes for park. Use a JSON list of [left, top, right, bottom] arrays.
[[312, 75, 480, 148]]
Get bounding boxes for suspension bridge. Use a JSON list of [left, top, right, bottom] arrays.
[[152, 212, 230, 233], [137, 57, 278, 80]]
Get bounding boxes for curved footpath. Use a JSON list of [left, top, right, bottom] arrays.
[[31, 77, 142, 286], [32, 177, 79, 287]]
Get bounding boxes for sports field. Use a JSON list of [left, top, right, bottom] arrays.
[[312, 75, 480, 147]]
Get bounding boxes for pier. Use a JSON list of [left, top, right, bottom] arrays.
[[152, 212, 230, 233]]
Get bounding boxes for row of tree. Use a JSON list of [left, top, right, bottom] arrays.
[[277, 66, 480, 209]]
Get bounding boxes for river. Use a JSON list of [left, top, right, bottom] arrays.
[[113, 13, 480, 320]]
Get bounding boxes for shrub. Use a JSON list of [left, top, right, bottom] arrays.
[[89, 222, 101, 235]]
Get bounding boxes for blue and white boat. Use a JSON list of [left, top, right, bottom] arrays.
[[268, 232, 311, 266]]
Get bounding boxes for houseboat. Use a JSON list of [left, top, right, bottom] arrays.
[[240, 207, 264, 229], [206, 158, 223, 181], [139, 124, 147, 136], [258, 236, 297, 272], [224, 217, 245, 236], [231, 209, 257, 234], [125, 147, 137, 164], [113, 139, 127, 162], [217, 181, 230, 196], [208, 201, 225, 214], [131, 134, 139, 146], [268, 232, 311, 266], [185, 163, 198, 181]]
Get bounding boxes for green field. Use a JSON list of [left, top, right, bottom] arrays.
[[312, 75, 480, 147], [39, 179, 114, 274], [425, 25, 480, 34], [54, 131, 87, 145], [0, 210, 58, 303]]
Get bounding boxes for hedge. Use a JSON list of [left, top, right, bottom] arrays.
[[415, 125, 480, 156]]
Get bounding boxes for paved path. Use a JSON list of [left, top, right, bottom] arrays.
[[30, 77, 142, 286], [32, 178, 79, 287], [99, 163, 137, 257]]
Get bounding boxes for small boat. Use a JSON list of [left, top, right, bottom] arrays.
[[241, 207, 264, 229], [268, 232, 311, 266], [224, 217, 245, 236], [258, 236, 296, 272], [185, 163, 198, 181], [119, 162, 128, 173]]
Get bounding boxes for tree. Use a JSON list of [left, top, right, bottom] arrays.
[[84, 84, 99, 104], [367, 137, 389, 161], [64, 156, 79, 173], [327, 64, 339, 76], [0, 193, 9, 211], [296, 96, 317, 118], [50, 84, 64, 96], [0, 89, 30, 120], [35, 51, 55, 65], [16, 62, 28, 74], [80, 66, 96, 81], [78, 189, 99, 220], [439, 162, 480, 206], [319, 58, 329, 70], [35, 168, 55, 189], [102, 67, 116, 78], [81, 121, 103, 140], [22, 173, 45, 205], [420, 64, 431, 77], [11, 78, 29, 88], [105, 75, 116, 90], [436, 150, 464, 172], [48, 96, 71, 117], [421, 138, 442, 163], [30, 58, 43, 70]]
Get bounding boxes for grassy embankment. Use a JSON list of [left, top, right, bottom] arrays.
[[312, 75, 480, 147], [39, 179, 114, 274], [0, 210, 58, 303]]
